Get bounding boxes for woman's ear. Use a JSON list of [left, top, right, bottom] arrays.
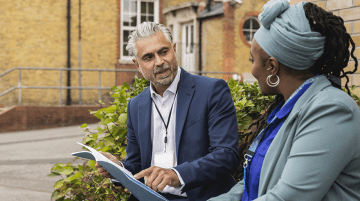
[[268, 57, 279, 75]]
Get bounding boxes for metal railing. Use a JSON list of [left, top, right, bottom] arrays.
[[0, 67, 140, 106], [0, 67, 241, 106]]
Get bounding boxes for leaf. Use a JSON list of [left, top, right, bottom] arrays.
[[48, 172, 61, 177], [239, 97, 247, 106], [121, 149, 127, 158], [118, 113, 127, 125], [123, 82, 130, 89], [51, 163, 65, 172], [84, 136, 93, 143], [54, 179, 64, 189], [78, 164, 84, 172], [59, 166, 74, 175], [66, 172, 82, 182], [51, 189, 61, 199], [119, 96, 127, 103], [101, 145, 112, 152], [80, 123, 88, 128], [88, 160, 97, 170], [104, 105, 117, 113], [244, 100, 255, 107]]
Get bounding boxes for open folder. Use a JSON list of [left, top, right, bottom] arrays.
[[71, 142, 168, 201]]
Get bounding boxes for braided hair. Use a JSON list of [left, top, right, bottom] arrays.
[[240, 2, 358, 161], [304, 3, 358, 93]]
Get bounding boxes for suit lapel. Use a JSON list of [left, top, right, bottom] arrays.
[[138, 88, 152, 168], [175, 69, 195, 158]]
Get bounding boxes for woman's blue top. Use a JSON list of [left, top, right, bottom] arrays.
[[242, 78, 315, 201]]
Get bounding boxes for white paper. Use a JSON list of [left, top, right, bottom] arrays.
[[75, 142, 134, 178]]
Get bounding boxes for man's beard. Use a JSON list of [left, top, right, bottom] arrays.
[[140, 63, 177, 86]]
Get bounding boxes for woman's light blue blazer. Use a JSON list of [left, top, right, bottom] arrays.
[[209, 76, 360, 201]]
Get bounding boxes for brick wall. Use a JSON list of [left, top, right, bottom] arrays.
[[0, 105, 102, 133], [0, 0, 118, 107], [201, 16, 224, 79], [223, 1, 236, 80]]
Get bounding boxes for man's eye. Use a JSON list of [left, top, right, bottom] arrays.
[[160, 50, 167, 55], [249, 58, 254, 63]]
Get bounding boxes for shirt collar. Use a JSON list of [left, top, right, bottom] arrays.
[[150, 66, 181, 97]]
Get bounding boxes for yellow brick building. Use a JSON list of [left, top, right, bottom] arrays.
[[0, 0, 118, 106]]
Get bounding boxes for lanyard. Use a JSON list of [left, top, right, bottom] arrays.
[[151, 82, 179, 153]]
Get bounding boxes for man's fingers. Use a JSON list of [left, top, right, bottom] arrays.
[[152, 172, 170, 192], [95, 162, 113, 178], [100, 152, 122, 166], [97, 167, 106, 173], [156, 178, 169, 192], [150, 172, 164, 191], [134, 167, 154, 179], [101, 152, 112, 158]]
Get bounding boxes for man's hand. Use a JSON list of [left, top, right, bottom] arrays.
[[134, 166, 181, 192], [95, 152, 122, 179]]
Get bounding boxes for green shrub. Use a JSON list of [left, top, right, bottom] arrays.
[[49, 77, 148, 201], [49, 77, 359, 200]]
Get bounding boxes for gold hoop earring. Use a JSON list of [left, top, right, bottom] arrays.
[[266, 75, 280, 87]]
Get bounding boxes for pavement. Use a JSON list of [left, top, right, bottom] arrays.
[[0, 123, 100, 201]]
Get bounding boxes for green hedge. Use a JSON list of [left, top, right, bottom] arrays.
[[48, 77, 360, 201]]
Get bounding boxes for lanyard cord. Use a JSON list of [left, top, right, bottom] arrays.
[[151, 83, 179, 153]]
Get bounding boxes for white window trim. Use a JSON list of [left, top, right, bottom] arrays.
[[242, 17, 260, 44], [120, 0, 159, 62]]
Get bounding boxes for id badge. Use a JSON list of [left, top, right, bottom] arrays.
[[154, 150, 174, 169]]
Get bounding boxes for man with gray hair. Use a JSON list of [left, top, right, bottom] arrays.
[[96, 22, 239, 201]]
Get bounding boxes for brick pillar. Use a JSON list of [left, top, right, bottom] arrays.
[[222, 0, 235, 81]]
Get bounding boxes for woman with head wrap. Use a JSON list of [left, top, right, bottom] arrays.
[[208, 0, 360, 201]]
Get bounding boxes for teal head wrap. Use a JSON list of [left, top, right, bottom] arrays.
[[254, 0, 326, 70]]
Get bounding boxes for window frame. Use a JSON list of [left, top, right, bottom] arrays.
[[239, 12, 261, 48], [120, 0, 159, 60]]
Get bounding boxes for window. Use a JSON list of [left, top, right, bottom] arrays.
[[239, 12, 261, 48], [242, 17, 260, 44], [121, 0, 159, 59]]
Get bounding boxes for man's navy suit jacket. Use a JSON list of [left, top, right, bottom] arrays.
[[122, 68, 240, 200]]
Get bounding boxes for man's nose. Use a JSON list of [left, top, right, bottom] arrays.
[[154, 54, 164, 67]]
